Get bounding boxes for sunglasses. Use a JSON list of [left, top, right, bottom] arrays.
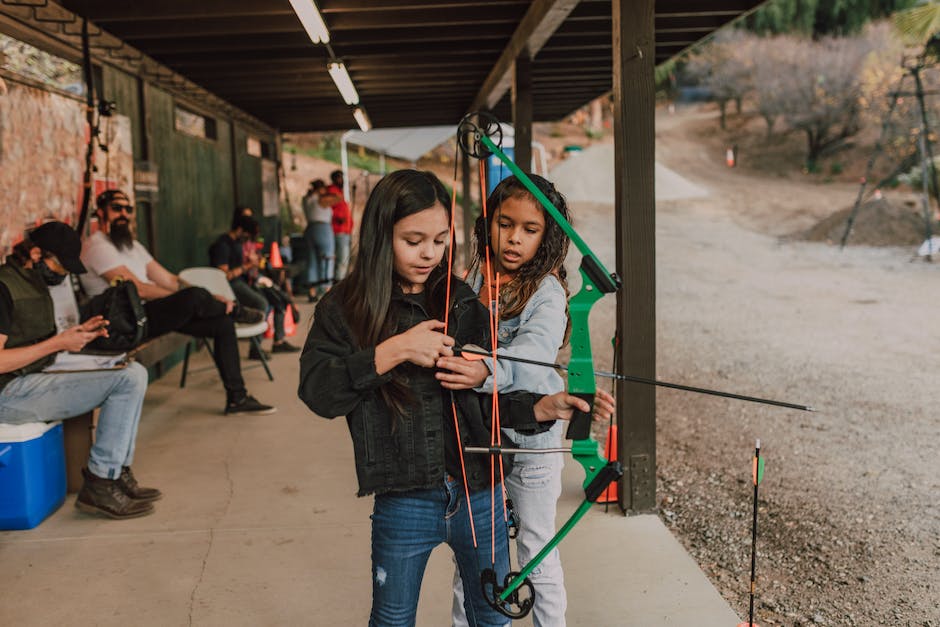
[[109, 203, 134, 214]]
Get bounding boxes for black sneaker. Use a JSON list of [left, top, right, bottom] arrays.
[[272, 341, 301, 354], [233, 305, 265, 325], [224, 395, 276, 415]]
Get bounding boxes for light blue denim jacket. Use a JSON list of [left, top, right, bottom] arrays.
[[468, 272, 566, 396], [468, 271, 568, 451]]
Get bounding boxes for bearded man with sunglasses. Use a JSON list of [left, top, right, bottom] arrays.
[[80, 190, 275, 416]]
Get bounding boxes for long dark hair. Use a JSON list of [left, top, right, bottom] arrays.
[[336, 169, 453, 417], [469, 174, 571, 333]]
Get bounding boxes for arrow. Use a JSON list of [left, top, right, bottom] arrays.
[[454, 346, 815, 413]]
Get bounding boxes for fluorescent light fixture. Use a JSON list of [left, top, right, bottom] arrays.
[[353, 107, 371, 132], [289, 0, 329, 44], [328, 61, 359, 105]]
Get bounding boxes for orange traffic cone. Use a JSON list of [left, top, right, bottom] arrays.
[[263, 308, 297, 339], [597, 424, 618, 504], [264, 311, 275, 339], [269, 241, 284, 269], [283, 306, 296, 337]]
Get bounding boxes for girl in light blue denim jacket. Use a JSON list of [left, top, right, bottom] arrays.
[[438, 174, 574, 627]]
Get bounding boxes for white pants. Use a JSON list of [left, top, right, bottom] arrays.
[[452, 421, 567, 627]]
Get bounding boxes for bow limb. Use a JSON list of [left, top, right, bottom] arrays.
[[466, 125, 623, 618], [476, 133, 620, 442]]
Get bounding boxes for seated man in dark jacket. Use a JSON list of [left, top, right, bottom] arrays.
[[209, 214, 299, 358], [0, 222, 159, 519]]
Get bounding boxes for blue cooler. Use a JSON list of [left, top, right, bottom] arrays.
[[0, 421, 67, 530]]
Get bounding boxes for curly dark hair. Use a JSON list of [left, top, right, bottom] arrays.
[[469, 174, 571, 337]]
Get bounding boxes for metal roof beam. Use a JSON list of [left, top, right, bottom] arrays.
[[469, 0, 581, 113]]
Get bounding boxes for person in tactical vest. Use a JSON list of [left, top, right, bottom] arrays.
[[0, 221, 160, 519]]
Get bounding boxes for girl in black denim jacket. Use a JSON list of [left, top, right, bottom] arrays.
[[298, 169, 595, 626]]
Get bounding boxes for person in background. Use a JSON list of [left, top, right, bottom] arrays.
[[302, 179, 339, 302], [0, 222, 159, 519], [327, 170, 353, 282], [81, 189, 275, 416], [209, 214, 299, 357]]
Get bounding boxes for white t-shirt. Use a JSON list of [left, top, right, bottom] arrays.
[[80, 230, 155, 297], [304, 193, 332, 224]]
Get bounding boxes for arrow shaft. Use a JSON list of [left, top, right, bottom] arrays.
[[455, 347, 814, 412]]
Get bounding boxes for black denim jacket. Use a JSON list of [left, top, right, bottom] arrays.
[[298, 279, 548, 496]]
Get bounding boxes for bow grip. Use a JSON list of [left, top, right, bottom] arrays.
[[584, 461, 624, 502], [565, 393, 594, 440]]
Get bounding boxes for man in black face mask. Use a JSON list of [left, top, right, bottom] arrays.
[[0, 221, 160, 519]]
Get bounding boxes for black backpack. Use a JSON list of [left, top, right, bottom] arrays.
[[80, 280, 148, 352]]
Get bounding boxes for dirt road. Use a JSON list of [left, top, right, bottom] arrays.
[[564, 105, 939, 626]]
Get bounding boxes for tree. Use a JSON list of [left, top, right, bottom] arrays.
[[685, 31, 755, 129], [751, 38, 796, 137], [780, 34, 879, 169], [893, 1, 940, 44], [745, 0, 919, 36]]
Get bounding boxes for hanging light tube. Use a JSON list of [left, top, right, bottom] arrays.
[[353, 107, 371, 132], [289, 0, 330, 44], [328, 61, 360, 105]]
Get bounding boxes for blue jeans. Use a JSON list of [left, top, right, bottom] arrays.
[[0, 363, 148, 479], [334, 232, 351, 282], [370, 477, 511, 627], [304, 221, 334, 289]]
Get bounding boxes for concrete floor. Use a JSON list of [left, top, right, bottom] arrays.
[[0, 308, 741, 626]]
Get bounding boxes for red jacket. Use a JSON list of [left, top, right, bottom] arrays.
[[328, 185, 353, 235]]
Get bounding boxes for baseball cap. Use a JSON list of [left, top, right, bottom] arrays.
[[29, 221, 87, 274]]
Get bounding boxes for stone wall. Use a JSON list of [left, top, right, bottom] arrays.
[[0, 75, 134, 255], [0, 76, 84, 254]]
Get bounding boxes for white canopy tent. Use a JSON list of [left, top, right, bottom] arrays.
[[338, 124, 548, 199], [339, 126, 455, 199]]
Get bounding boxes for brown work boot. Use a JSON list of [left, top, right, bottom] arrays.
[[118, 466, 162, 503], [75, 467, 154, 519]]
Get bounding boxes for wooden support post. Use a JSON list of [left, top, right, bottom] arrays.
[[512, 52, 533, 174], [612, 0, 656, 513], [136, 76, 158, 255]]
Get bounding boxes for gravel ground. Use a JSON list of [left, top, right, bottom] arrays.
[[557, 107, 940, 626]]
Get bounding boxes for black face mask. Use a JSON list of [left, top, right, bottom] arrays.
[[35, 260, 67, 286]]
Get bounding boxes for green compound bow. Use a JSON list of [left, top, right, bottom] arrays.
[[457, 112, 623, 619]]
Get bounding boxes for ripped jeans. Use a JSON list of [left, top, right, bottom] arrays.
[[370, 476, 511, 627]]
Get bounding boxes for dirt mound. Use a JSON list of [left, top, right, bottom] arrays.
[[800, 197, 931, 246]]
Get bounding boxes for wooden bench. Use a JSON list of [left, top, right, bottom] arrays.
[[62, 332, 190, 492]]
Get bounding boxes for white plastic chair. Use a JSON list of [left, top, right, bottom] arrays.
[[177, 267, 273, 385]]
